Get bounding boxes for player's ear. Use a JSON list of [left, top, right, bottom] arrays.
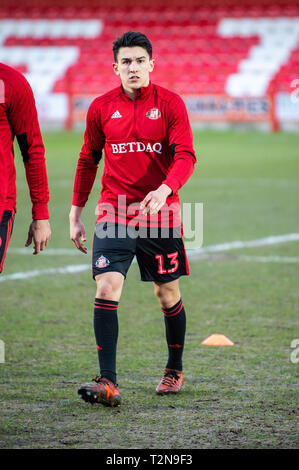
[[113, 63, 119, 75], [149, 58, 155, 73]]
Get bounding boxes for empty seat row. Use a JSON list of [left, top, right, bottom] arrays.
[[1, 5, 299, 20], [0, 7, 298, 97]]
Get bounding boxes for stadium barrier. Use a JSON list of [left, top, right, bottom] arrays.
[[66, 91, 281, 132]]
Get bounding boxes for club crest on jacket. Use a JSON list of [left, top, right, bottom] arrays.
[[146, 108, 161, 120]]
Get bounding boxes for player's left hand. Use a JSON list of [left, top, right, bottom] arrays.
[[25, 219, 51, 255], [140, 184, 172, 216]]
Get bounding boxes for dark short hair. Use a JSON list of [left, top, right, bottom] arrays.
[[113, 31, 152, 62]]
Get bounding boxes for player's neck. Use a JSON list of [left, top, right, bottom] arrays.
[[123, 87, 137, 100], [122, 80, 150, 100]]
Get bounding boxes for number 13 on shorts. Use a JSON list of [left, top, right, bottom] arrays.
[[155, 252, 179, 274]]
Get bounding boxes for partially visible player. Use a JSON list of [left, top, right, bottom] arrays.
[[0, 138, 8, 223], [0, 63, 51, 273]]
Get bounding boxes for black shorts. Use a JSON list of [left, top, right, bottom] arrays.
[[92, 222, 189, 283], [0, 210, 15, 273]]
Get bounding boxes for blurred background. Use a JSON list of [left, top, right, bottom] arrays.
[[1, 0, 299, 132]]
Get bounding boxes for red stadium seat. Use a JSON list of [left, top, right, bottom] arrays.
[[1, 3, 298, 99]]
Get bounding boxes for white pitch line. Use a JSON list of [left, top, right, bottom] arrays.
[[187, 233, 299, 255], [9, 248, 82, 255], [1, 233, 299, 282], [0, 264, 90, 282], [237, 255, 299, 263], [8, 233, 299, 256]]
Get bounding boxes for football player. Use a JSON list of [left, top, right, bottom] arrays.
[[70, 32, 196, 406]]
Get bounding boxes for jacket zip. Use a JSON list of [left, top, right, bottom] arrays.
[[134, 101, 137, 138]]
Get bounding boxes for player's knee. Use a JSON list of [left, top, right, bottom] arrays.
[[96, 280, 114, 300], [159, 296, 177, 309], [95, 272, 124, 301], [154, 284, 179, 309]]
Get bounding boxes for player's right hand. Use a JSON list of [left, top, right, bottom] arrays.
[[69, 205, 87, 254], [25, 219, 51, 255], [69, 219, 87, 254]]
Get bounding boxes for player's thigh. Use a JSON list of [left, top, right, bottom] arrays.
[[95, 271, 125, 301], [92, 221, 136, 280], [0, 210, 15, 273]]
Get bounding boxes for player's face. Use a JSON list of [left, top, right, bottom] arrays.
[[113, 46, 154, 93]]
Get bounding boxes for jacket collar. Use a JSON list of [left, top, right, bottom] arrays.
[[120, 81, 153, 101]]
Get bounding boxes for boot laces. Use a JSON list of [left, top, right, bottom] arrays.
[[161, 370, 180, 386], [93, 375, 104, 384], [93, 376, 118, 387]]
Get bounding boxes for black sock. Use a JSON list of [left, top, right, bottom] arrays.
[[93, 298, 119, 384], [161, 299, 186, 371]]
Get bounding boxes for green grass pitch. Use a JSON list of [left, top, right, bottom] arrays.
[[0, 130, 298, 448]]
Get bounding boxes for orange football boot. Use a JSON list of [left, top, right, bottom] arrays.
[[156, 368, 183, 395], [78, 376, 121, 407]]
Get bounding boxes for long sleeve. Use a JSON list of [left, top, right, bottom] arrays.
[[72, 99, 105, 207], [7, 73, 49, 220], [163, 94, 196, 193], [0, 138, 8, 222]]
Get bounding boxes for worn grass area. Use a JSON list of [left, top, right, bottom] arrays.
[[0, 130, 298, 449]]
